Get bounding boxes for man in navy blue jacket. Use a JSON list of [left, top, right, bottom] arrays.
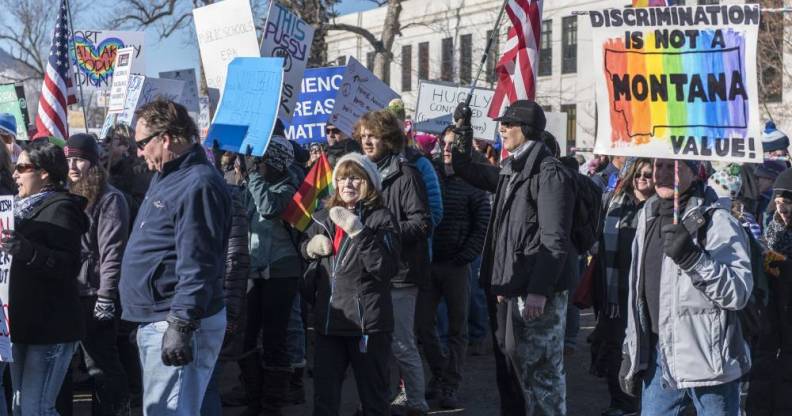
[[120, 99, 231, 415]]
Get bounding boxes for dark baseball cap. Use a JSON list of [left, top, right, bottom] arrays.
[[493, 100, 546, 131]]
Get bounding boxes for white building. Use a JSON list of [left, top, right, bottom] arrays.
[[325, 0, 791, 152]]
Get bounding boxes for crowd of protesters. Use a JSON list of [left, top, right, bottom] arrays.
[[0, 94, 789, 416]]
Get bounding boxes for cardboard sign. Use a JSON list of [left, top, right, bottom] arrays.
[[0, 196, 14, 362], [260, 2, 315, 122], [329, 57, 400, 137], [107, 47, 135, 114], [414, 80, 496, 141], [589, 4, 761, 163], [284, 67, 344, 144], [193, 0, 260, 96], [70, 30, 145, 97], [115, 76, 185, 127], [206, 57, 284, 156], [0, 85, 27, 140], [160, 69, 200, 117]]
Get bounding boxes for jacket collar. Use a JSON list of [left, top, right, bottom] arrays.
[[161, 144, 208, 178], [376, 152, 406, 183], [644, 183, 718, 222]]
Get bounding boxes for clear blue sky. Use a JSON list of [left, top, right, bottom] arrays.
[[132, 0, 379, 78]]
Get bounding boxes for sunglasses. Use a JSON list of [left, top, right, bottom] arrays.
[[136, 131, 163, 151], [14, 163, 36, 173], [634, 171, 653, 180], [326, 128, 341, 135]]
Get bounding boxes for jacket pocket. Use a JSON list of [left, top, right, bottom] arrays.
[[146, 260, 175, 302]]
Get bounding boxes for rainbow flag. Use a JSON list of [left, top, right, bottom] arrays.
[[632, 0, 666, 6], [282, 152, 333, 232]]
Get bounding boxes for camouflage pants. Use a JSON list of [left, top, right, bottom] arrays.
[[505, 291, 568, 416]]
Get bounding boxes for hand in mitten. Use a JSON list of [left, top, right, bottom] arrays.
[[661, 223, 701, 269], [161, 315, 198, 366], [93, 297, 117, 321], [306, 235, 332, 259], [329, 207, 365, 238], [0, 230, 34, 263]]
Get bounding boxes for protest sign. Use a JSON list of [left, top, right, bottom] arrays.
[[545, 112, 568, 156], [199, 96, 211, 140], [107, 47, 135, 114], [589, 4, 762, 163], [14, 86, 29, 130], [329, 57, 400, 137], [160, 69, 200, 117], [414, 80, 496, 141], [116, 76, 185, 127], [206, 57, 284, 156], [193, 0, 260, 96], [0, 85, 27, 140], [99, 113, 116, 140], [70, 30, 145, 96], [284, 67, 344, 144], [0, 196, 14, 361], [261, 2, 315, 122]]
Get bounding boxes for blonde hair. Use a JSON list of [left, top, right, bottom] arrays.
[[327, 160, 383, 209]]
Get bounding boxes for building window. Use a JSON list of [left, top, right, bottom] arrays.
[[366, 52, 376, 70], [460, 34, 473, 84], [486, 30, 499, 84], [336, 56, 347, 66], [441, 38, 454, 81], [542, 105, 552, 112], [561, 104, 577, 148], [697, 0, 718, 4], [401, 45, 412, 92], [539, 20, 552, 76], [418, 42, 429, 80], [561, 16, 577, 74]]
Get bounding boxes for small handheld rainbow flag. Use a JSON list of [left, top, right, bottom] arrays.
[[632, 0, 666, 6], [282, 152, 334, 232]]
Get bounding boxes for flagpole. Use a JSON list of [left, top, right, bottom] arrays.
[[64, 0, 89, 134], [463, 0, 509, 108]]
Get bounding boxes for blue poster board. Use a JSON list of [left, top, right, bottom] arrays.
[[283, 67, 344, 145], [206, 57, 284, 156]]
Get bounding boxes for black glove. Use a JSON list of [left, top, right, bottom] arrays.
[[93, 297, 117, 321], [661, 223, 701, 269], [161, 315, 198, 366], [0, 230, 34, 263], [618, 354, 641, 398]]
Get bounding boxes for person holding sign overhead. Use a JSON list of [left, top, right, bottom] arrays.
[[3, 141, 88, 415]]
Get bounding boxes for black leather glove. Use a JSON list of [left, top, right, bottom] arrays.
[[93, 297, 117, 321], [661, 223, 701, 269], [0, 230, 34, 263], [161, 315, 198, 366]]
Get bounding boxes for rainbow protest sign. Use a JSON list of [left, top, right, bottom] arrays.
[[589, 4, 762, 163]]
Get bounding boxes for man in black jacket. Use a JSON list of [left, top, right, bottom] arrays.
[[416, 127, 490, 409], [356, 109, 432, 415], [452, 100, 575, 416]]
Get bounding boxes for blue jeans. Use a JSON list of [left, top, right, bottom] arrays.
[[199, 362, 222, 416], [10, 342, 77, 416], [641, 343, 740, 416], [467, 256, 488, 342], [137, 309, 226, 416], [286, 294, 305, 366]]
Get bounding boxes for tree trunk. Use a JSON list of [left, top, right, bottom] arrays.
[[374, 0, 402, 85]]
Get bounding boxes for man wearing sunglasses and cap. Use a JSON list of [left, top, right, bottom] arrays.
[[451, 100, 575, 415]]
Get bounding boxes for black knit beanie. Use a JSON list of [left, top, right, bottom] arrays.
[[65, 133, 99, 165], [773, 168, 792, 200]]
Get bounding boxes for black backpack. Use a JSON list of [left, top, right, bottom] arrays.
[[685, 206, 770, 342]]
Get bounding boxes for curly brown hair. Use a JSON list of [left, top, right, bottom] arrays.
[[134, 99, 198, 144], [326, 160, 383, 210], [353, 110, 405, 154], [69, 163, 108, 207]]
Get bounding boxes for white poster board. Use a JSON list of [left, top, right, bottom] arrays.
[[329, 57, 400, 137], [545, 112, 568, 157], [260, 1, 315, 122], [107, 47, 135, 114], [414, 80, 496, 141], [116, 76, 185, 127], [159, 69, 200, 118], [193, 0, 260, 96], [70, 30, 145, 96], [0, 196, 14, 362]]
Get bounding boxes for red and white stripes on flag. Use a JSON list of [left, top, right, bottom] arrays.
[[488, 0, 543, 119], [34, 0, 78, 140]]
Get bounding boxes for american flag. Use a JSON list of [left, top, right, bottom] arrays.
[[488, 0, 543, 119], [34, 0, 78, 140]]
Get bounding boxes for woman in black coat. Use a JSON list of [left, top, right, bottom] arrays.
[[3, 141, 88, 415], [301, 153, 400, 416]]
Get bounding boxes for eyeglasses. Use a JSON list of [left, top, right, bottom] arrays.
[[14, 163, 36, 173], [336, 176, 363, 185], [634, 171, 653, 180], [136, 131, 162, 151]]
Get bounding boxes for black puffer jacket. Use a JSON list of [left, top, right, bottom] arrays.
[[300, 205, 400, 336], [377, 153, 431, 288], [10, 192, 89, 344], [452, 140, 575, 297], [219, 185, 250, 360], [432, 161, 491, 265]]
